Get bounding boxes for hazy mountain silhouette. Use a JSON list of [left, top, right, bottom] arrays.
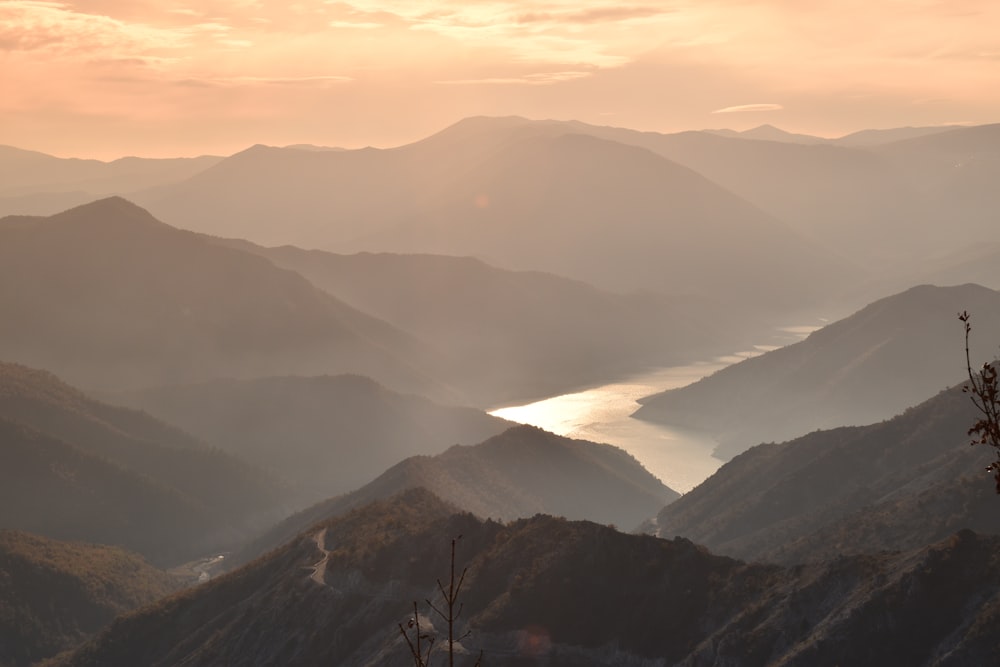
[[635, 283, 1000, 456], [342, 131, 846, 311], [0, 361, 290, 564], [0, 145, 221, 216], [112, 374, 512, 506], [134, 120, 851, 315], [220, 242, 775, 404], [234, 424, 677, 564], [707, 124, 830, 144], [443, 117, 993, 281], [871, 123, 1000, 248], [709, 123, 961, 147], [834, 124, 963, 146], [0, 197, 453, 399], [650, 378, 998, 564], [0, 530, 177, 667], [901, 242, 1000, 291], [50, 488, 1000, 666]]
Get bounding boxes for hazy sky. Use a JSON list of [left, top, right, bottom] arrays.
[[3, 0, 998, 158]]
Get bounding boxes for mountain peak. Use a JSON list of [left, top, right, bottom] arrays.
[[45, 196, 177, 236]]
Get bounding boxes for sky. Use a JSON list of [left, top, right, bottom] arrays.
[[2, 0, 999, 159]]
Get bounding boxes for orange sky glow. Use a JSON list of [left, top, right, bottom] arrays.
[[2, 0, 998, 159]]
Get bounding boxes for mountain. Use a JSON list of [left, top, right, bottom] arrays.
[[49, 489, 1000, 666], [219, 242, 775, 404], [135, 119, 851, 315], [649, 377, 999, 565], [0, 197, 452, 399], [635, 283, 1000, 457], [0, 530, 178, 667], [111, 374, 512, 505], [0, 145, 221, 216], [834, 125, 962, 146], [233, 424, 678, 564], [0, 361, 290, 565], [707, 124, 830, 145]]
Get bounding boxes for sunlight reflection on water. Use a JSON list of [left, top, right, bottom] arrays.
[[490, 327, 821, 494]]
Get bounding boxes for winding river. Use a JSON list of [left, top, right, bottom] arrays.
[[490, 326, 820, 494]]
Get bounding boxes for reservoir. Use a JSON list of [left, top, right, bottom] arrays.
[[490, 326, 819, 494]]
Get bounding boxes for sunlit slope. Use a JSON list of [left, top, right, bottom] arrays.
[[50, 488, 1000, 667], [114, 374, 511, 505], [0, 197, 453, 399], [636, 283, 1000, 455]]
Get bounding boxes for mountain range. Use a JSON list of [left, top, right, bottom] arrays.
[[6, 116, 1000, 666], [5, 117, 999, 303], [47, 489, 1000, 667]]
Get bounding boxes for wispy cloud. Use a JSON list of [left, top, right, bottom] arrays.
[[515, 6, 670, 25], [436, 70, 593, 85], [329, 20, 383, 29], [177, 75, 352, 87], [712, 103, 784, 114]]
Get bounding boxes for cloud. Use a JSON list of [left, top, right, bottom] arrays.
[[516, 6, 670, 25], [436, 70, 594, 85], [176, 75, 352, 88], [0, 1, 186, 56], [328, 20, 383, 29], [712, 103, 784, 114]]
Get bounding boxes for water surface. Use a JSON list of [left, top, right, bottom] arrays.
[[491, 332, 817, 494]]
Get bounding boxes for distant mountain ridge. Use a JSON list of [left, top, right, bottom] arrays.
[[131, 121, 852, 315], [0, 197, 453, 400]]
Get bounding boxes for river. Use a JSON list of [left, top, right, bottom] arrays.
[[489, 326, 820, 494]]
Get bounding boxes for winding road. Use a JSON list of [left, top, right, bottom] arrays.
[[309, 528, 330, 586]]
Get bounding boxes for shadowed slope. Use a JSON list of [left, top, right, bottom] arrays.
[[636, 283, 1000, 457], [0, 361, 289, 565], [0, 530, 178, 667], [0, 197, 452, 400], [651, 379, 999, 564], [49, 489, 1000, 667], [112, 374, 511, 505], [219, 243, 771, 404]]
